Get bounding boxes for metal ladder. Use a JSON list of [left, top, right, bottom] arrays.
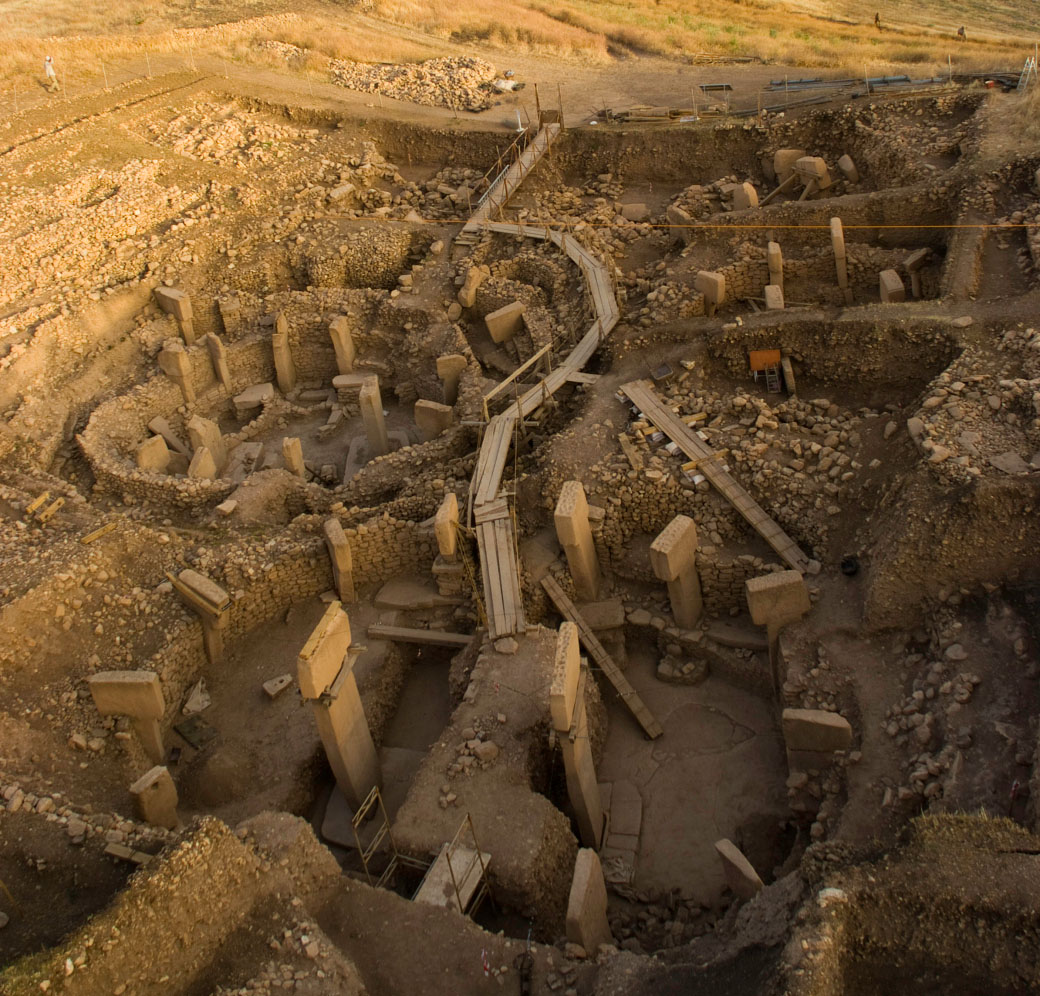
[[1018, 56, 1038, 91], [764, 364, 782, 393]]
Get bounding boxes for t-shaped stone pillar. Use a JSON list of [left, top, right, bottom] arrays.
[[323, 518, 355, 603], [436, 354, 468, 407], [905, 248, 931, 299], [434, 492, 459, 562], [129, 766, 180, 830], [158, 340, 195, 405], [551, 623, 603, 848], [694, 270, 726, 318], [650, 515, 702, 629], [329, 316, 357, 375], [745, 570, 811, 694], [187, 446, 217, 480], [554, 482, 600, 602], [767, 241, 784, 290], [88, 670, 166, 764], [414, 399, 454, 441], [186, 414, 226, 472], [565, 849, 613, 955], [359, 377, 389, 457], [714, 839, 763, 900], [298, 602, 380, 809], [830, 217, 853, 305], [154, 286, 195, 345], [205, 333, 233, 393], [168, 569, 231, 666], [272, 312, 297, 394], [282, 436, 306, 478], [457, 265, 487, 308]]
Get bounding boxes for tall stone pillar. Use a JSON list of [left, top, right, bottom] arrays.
[[414, 399, 454, 441], [272, 312, 297, 394], [566, 849, 613, 955], [205, 333, 233, 393], [432, 492, 465, 598], [298, 602, 380, 808], [329, 316, 356, 375], [650, 515, 702, 629], [168, 569, 231, 666], [186, 414, 226, 472], [694, 270, 726, 318], [358, 377, 389, 457], [130, 766, 181, 830], [552, 623, 603, 848], [154, 287, 195, 345], [745, 570, 812, 694], [767, 241, 784, 290], [88, 670, 166, 764], [830, 217, 853, 305], [282, 436, 306, 478], [436, 354, 468, 407], [554, 482, 600, 602], [323, 518, 355, 603], [158, 340, 195, 405]]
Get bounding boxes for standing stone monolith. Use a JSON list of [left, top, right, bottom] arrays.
[[205, 333, 233, 393], [272, 312, 297, 394], [88, 670, 166, 764], [436, 354, 468, 406], [136, 435, 170, 472], [130, 766, 180, 830], [298, 602, 380, 808], [158, 340, 195, 405], [551, 623, 603, 848], [154, 287, 195, 345], [566, 849, 613, 955], [329, 316, 357, 375], [830, 217, 852, 305], [323, 518, 355, 603], [767, 241, 783, 290], [187, 414, 226, 472], [168, 569, 231, 665], [746, 570, 812, 693], [555, 481, 600, 602], [359, 377, 390, 457], [650, 515, 702, 629], [414, 399, 454, 441], [282, 436, 306, 478]]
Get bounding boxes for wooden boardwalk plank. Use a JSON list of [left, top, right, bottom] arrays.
[[619, 379, 816, 574], [366, 626, 474, 648], [541, 573, 663, 740]]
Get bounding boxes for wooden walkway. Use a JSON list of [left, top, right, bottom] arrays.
[[619, 379, 818, 575], [541, 572, 663, 740], [457, 124, 561, 245], [465, 227, 619, 638]]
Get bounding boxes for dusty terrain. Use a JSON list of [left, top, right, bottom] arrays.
[[1, 10, 1040, 996]]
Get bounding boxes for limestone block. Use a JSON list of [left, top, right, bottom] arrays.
[[359, 378, 390, 457], [272, 312, 297, 394], [565, 849, 613, 954], [233, 383, 274, 417], [649, 515, 698, 582], [728, 182, 758, 210], [666, 204, 694, 244], [329, 316, 356, 375], [177, 570, 230, 613], [130, 766, 180, 830], [457, 266, 486, 308], [767, 241, 783, 289], [837, 153, 859, 183], [414, 399, 454, 441], [695, 271, 725, 316], [773, 148, 805, 183], [148, 416, 190, 456], [187, 446, 218, 480], [89, 671, 165, 720], [879, 269, 905, 303], [714, 839, 763, 899], [187, 415, 226, 471], [298, 603, 352, 700], [550, 622, 581, 731], [745, 571, 811, 626], [282, 436, 306, 477], [434, 492, 459, 559], [764, 284, 785, 310], [324, 518, 355, 602], [554, 482, 589, 546], [205, 333, 232, 393], [436, 353, 468, 406], [794, 156, 832, 189], [781, 708, 853, 752], [153, 287, 193, 323], [619, 202, 649, 222], [157, 341, 195, 404], [485, 301, 525, 344], [136, 435, 170, 472]]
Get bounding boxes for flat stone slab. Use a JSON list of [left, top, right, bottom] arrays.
[[609, 780, 643, 838], [575, 598, 626, 632], [373, 578, 462, 611], [706, 619, 769, 651]]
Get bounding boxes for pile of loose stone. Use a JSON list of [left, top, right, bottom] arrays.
[[607, 885, 735, 954], [328, 54, 498, 111], [906, 328, 1040, 484]]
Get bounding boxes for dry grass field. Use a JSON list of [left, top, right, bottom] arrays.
[[0, 0, 1035, 92]]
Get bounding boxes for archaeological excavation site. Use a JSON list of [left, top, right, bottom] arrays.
[[2, 17, 1040, 996]]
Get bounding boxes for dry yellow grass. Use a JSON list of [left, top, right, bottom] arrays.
[[0, 0, 1035, 93]]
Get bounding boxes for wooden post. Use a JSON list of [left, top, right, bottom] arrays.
[[102, 62, 108, 89], [534, 82, 542, 123], [146, 52, 152, 78], [557, 82, 564, 129]]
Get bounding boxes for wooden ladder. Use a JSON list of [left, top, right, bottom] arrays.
[[541, 572, 663, 740]]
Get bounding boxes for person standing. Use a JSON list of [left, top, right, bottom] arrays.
[[44, 55, 59, 92], [874, 12, 881, 29]]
